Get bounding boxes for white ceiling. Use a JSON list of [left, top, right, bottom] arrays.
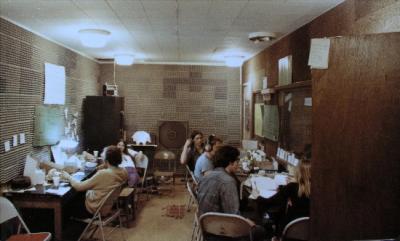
[[0, 0, 344, 65]]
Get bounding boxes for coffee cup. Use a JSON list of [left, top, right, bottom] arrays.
[[93, 150, 99, 158], [53, 176, 60, 188]]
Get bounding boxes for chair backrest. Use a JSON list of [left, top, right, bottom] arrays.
[[199, 212, 254, 238], [94, 185, 123, 217], [282, 217, 310, 241], [186, 181, 198, 206], [186, 164, 199, 185], [0, 197, 31, 233], [134, 154, 149, 188]]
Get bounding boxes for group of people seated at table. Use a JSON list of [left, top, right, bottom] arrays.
[[180, 130, 311, 241], [62, 139, 144, 219]]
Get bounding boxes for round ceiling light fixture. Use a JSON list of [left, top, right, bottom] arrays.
[[78, 29, 111, 48], [225, 56, 244, 68], [114, 54, 135, 66], [248, 31, 277, 43]]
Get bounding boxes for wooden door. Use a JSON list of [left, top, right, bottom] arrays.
[[312, 33, 400, 240]]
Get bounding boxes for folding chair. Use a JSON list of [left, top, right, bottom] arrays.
[[0, 196, 52, 241], [281, 217, 310, 241], [199, 212, 255, 241], [76, 185, 126, 241], [134, 154, 153, 201], [185, 182, 202, 241]]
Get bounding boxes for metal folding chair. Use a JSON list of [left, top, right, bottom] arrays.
[[0, 196, 52, 241], [199, 212, 255, 241], [282, 217, 310, 241], [76, 185, 126, 241]]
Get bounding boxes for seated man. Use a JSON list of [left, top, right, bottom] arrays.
[[197, 145, 265, 241], [62, 145, 128, 218], [194, 135, 223, 181]]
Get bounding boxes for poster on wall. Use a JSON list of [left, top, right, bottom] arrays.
[[44, 63, 65, 104], [278, 55, 292, 86]]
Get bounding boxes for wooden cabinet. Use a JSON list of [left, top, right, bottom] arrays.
[[83, 96, 124, 152]]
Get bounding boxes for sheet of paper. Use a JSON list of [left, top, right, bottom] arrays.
[[23, 155, 38, 177], [4, 141, 10, 152], [308, 38, 331, 69], [304, 97, 312, 106], [285, 93, 292, 103], [46, 186, 71, 196], [13, 135, 18, 147], [44, 62, 66, 104], [19, 133, 26, 144]]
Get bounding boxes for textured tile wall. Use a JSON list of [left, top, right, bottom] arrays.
[[100, 64, 241, 173], [0, 18, 99, 183]]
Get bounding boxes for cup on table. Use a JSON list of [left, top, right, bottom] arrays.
[[93, 150, 99, 158], [53, 176, 60, 188]]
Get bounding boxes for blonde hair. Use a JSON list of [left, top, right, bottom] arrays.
[[296, 159, 311, 197]]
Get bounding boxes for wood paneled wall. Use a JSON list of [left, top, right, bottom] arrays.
[[312, 33, 400, 240], [242, 0, 400, 155]]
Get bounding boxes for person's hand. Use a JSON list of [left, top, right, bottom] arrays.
[[184, 138, 192, 147], [60, 171, 71, 182]]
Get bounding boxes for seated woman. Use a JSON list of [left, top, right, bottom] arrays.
[[117, 139, 142, 187], [62, 145, 128, 218], [99, 140, 143, 187], [254, 159, 311, 238], [180, 130, 204, 172]]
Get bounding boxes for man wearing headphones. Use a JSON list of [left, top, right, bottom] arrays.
[[194, 135, 223, 181]]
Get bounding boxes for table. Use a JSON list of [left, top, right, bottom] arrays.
[[3, 171, 92, 241]]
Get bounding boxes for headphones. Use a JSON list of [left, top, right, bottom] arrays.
[[205, 134, 216, 152]]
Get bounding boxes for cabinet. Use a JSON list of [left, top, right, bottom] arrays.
[[83, 96, 124, 152]]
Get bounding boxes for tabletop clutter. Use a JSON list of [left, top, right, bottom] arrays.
[[3, 151, 100, 193]]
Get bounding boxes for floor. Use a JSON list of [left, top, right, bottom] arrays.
[[101, 183, 194, 241]]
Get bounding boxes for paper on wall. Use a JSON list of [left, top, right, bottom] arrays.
[[308, 38, 330, 69], [285, 93, 292, 103], [304, 97, 312, 106], [19, 133, 26, 144], [13, 135, 18, 147], [288, 101, 292, 112], [4, 141, 10, 152], [44, 62, 66, 104]]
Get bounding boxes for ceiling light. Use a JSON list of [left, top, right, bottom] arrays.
[[78, 29, 111, 48], [248, 31, 277, 43], [225, 56, 244, 67], [115, 54, 135, 65]]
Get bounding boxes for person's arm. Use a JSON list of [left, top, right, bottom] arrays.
[[180, 139, 192, 165], [62, 170, 103, 192], [220, 181, 240, 214]]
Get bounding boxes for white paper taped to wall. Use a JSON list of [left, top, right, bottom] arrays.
[[308, 38, 331, 69], [44, 63, 66, 104]]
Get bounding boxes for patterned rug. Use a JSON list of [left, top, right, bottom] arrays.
[[162, 204, 186, 219]]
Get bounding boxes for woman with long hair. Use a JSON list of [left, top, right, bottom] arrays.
[[116, 139, 141, 187], [180, 130, 204, 171], [255, 159, 311, 238]]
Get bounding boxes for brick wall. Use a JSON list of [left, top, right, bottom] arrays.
[[0, 18, 99, 183]]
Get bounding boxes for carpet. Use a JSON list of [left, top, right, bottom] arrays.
[[162, 204, 186, 219]]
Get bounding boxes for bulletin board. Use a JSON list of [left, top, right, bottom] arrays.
[[33, 105, 65, 146], [262, 104, 279, 141]]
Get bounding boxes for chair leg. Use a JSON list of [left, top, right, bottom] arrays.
[[187, 195, 192, 211], [98, 216, 106, 241], [118, 213, 127, 241], [77, 217, 97, 241]]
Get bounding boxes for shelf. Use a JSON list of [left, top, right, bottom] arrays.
[[274, 80, 312, 91], [261, 88, 276, 94]]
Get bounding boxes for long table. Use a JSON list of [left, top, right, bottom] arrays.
[[3, 171, 92, 241]]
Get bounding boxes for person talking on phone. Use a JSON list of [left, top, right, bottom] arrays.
[[180, 130, 204, 171]]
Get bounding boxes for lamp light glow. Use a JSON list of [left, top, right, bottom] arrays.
[[78, 29, 110, 48], [225, 56, 244, 67], [115, 54, 135, 65]]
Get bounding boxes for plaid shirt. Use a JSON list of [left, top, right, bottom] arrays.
[[197, 167, 240, 216]]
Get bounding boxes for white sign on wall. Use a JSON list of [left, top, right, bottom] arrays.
[[44, 63, 65, 104]]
